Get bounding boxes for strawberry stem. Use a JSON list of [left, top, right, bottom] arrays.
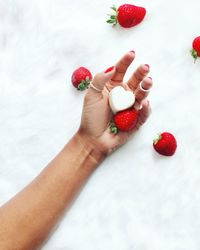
[[153, 134, 162, 145], [191, 49, 198, 63], [110, 121, 118, 134], [106, 5, 118, 26]]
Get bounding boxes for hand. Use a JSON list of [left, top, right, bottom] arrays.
[[78, 51, 153, 155]]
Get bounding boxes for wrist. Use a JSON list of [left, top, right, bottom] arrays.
[[74, 131, 107, 166]]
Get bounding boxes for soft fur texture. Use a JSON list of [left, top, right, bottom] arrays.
[[1, 0, 200, 249]]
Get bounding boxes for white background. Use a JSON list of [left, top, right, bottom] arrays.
[[1, 0, 200, 249]]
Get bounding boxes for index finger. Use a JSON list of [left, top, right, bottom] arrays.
[[111, 51, 135, 84]]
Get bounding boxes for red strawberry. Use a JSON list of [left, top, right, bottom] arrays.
[[153, 132, 177, 156], [71, 67, 92, 91], [110, 108, 138, 133], [191, 36, 200, 63], [107, 4, 146, 28]]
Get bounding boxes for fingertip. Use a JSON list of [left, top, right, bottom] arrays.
[[140, 99, 152, 115], [128, 50, 135, 60], [129, 50, 135, 56], [92, 66, 115, 86], [118, 51, 135, 66], [140, 77, 153, 91], [104, 66, 115, 73], [103, 66, 116, 80], [121, 51, 135, 63], [141, 64, 150, 72]]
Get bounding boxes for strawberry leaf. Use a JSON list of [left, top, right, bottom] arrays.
[[106, 20, 115, 24], [77, 79, 91, 91], [107, 5, 118, 26], [111, 5, 117, 11], [110, 15, 116, 19]]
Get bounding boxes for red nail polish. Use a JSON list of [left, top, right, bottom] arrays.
[[104, 66, 115, 73], [130, 50, 135, 54], [145, 64, 150, 70]]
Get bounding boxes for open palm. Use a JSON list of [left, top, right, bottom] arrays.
[[79, 52, 153, 154]]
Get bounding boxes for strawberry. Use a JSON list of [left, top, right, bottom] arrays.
[[191, 36, 200, 63], [71, 67, 92, 91], [153, 132, 177, 156], [110, 108, 138, 133], [107, 4, 146, 28]]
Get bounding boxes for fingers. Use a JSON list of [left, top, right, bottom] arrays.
[[88, 67, 116, 94], [127, 64, 150, 91], [111, 51, 135, 83], [135, 99, 151, 130], [134, 77, 153, 109], [126, 99, 151, 136]]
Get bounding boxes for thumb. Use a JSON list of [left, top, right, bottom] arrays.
[[90, 66, 116, 92]]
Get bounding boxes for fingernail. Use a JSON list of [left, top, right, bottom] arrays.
[[148, 77, 152, 80], [139, 104, 143, 110], [145, 64, 150, 70], [104, 66, 115, 73], [130, 50, 135, 54]]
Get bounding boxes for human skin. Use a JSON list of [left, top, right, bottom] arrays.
[[0, 52, 152, 250]]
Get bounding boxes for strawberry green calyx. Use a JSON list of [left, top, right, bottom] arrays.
[[77, 76, 91, 91], [153, 134, 162, 145], [191, 49, 198, 63], [110, 121, 118, 134], [106, 5, 118, 26]]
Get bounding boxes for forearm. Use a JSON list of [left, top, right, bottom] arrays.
[[0, 132, 105, 250]]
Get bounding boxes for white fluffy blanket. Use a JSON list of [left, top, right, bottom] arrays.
[[1, 0, 200, 249]]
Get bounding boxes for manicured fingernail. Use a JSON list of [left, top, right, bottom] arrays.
[[130, 50, 135, 54], [104, 66, 115, 73], [145, 64, 150, 70]]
